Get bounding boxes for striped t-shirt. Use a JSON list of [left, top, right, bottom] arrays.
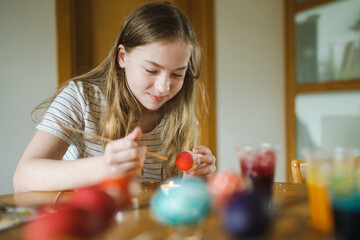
[[37, 80, 164, 182]]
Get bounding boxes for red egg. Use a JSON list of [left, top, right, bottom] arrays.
[[207, 170, 251, 210], [176, 151, 197, 171], [23, 206, 90, 240], [68, 187, 116, 233], [98, 176, 134, 209]]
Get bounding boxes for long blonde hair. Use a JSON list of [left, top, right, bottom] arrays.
[[34, 1, 205, 179]]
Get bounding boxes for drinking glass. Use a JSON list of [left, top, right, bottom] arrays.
[[328, 147, 360, 240], [303, 148, 334, 233], [237, 143, 276, 208]]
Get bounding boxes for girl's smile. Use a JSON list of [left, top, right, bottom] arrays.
[[148, 94, 167, 103]]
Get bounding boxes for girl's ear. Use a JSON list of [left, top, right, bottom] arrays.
[[117, 44, 126, 68]]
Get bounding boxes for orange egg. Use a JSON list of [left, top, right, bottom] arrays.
[[98, 176, 134, 209]]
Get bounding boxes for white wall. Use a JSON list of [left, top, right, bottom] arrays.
[[0, 0, 57, 194], [215, 0, 286, 181]]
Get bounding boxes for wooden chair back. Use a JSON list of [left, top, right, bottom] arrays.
[[291, 159, 307, 183]]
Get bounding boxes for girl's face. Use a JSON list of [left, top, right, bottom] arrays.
[[117, 40, 191, 113]]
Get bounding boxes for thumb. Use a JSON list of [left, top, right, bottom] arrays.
[[125, 126, 142, 142]]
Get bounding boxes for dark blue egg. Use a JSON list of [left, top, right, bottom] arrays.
[[225, 192, 270, 238], [150, 177, 211, 226]]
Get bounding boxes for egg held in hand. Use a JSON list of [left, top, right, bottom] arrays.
[[224, 191, 270, 238], [176, 151, 198, 171]]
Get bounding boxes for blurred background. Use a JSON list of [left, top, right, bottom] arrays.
[[1, 0, 359, 195]]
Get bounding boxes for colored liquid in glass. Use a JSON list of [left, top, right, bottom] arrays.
[[240, 149, 275, 208], [333, 207, 360, 240], [307, 183, 333, 232], [331, 193, 360, 240], [249, 174, 274, 206]]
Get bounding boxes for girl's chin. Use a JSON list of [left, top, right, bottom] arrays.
[[139, 95, 172, 112], [140, 103, 164, 112]]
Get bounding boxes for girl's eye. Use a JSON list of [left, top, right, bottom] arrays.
[[145, 69, 157, 74], [172, 73, 184, 78]]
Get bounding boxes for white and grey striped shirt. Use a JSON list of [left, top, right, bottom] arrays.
[[37, 80, 164, 182]]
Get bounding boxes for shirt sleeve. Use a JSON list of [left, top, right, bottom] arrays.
[[37, 81, 85, 146]]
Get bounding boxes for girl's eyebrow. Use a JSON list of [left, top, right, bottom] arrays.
[[144, 60, 187, 71]]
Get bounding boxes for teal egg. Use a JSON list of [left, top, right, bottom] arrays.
[[150, 177, 211, 226]]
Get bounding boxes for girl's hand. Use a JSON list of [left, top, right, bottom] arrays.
[[189, 146, 216, 178], [103, 126, 146, 179]]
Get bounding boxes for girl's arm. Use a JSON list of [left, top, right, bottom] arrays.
[[13, 128, 146, 193]]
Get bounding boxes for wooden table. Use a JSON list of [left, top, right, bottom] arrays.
[[0, 182, 335, 239]]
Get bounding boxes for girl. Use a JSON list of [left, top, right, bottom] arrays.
[[13, 1, 216, 192]]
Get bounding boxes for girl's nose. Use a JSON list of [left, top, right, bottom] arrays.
[[154, 74, 170, 93]]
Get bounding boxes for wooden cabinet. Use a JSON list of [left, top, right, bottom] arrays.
[[285, 0, 360, 181]]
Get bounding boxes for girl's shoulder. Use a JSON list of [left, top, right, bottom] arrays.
[[66, 80, 103, 95], [64, 80, 105, 105]]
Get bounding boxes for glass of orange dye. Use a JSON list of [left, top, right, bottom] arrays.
[[303, 148, 333, 233]]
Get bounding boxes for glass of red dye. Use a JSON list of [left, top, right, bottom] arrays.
[[237, 144, 277, 209]]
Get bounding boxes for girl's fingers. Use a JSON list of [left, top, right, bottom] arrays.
[[105, 126, 143, 153], [109, 157, 144, 176], [105, 146, 146, 164], [193, 146, 216, 164], [106, 139, 138, 153], [193, 146, 212, 155], [190, 145, 217, 177], [102, 126, 145, 179], [125, 126, 142, 141], [197, 154, 216, 165], [190, 164, 216, 177]]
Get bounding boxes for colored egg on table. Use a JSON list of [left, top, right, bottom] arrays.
[[23, 205, 90, 240], [98, 176, 136, 209], [176, 151, 198, 171], [150, 177, 210, 226], [207, 170, 252, 210], [68, 187, 116, 233], [224, 191, 270, 238]]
